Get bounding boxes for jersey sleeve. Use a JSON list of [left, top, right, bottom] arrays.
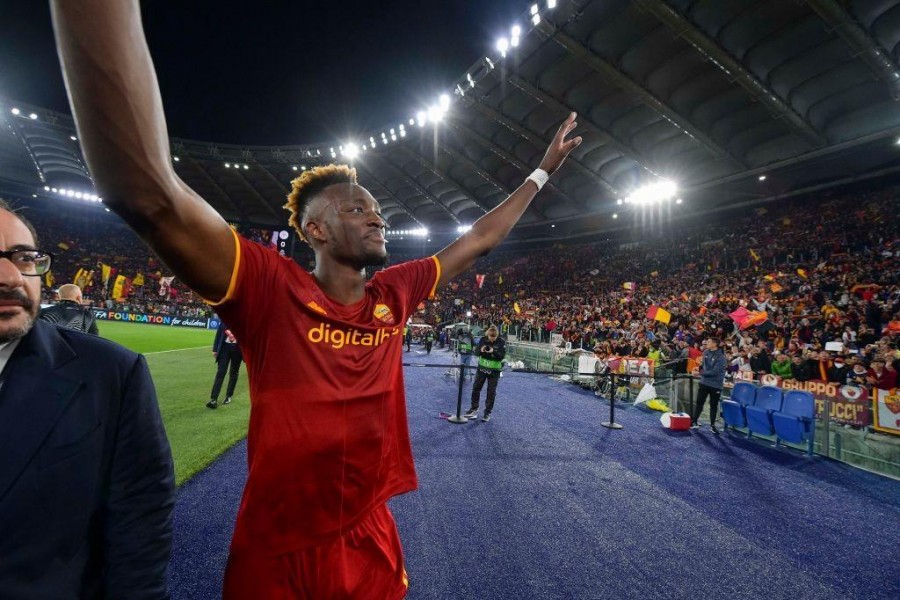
[[373, 256, 440, 318], [206, 230, 284, 342]]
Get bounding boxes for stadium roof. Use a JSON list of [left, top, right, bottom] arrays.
[[2, 0, 900, 244]]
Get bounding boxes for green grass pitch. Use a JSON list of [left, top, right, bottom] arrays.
[[100, 321, 250, 485]]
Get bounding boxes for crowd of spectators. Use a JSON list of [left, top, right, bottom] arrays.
[[8, 183, 899, 391], [408, 186, 899, 392]]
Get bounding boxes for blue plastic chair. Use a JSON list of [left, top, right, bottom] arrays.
[[746, 386, 783, 438], [773, 390, 816, 456], [722, 381, 756, 431]]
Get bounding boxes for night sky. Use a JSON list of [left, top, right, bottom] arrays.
[[1, 1, 526, 145]]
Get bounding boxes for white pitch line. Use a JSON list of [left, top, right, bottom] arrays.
[[143, 345, 209, 356]]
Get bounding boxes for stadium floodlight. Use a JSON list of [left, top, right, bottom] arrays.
[[612, 213, 618, 219], [496, 37, 509, 57], [439, 94, 450, 110], [427, 105, 443, 123], [417, 110, 427, 127], [390, 128, 395, 135], [676, 198, 683, 204], [409, 118, 415, 126], [616, 198, 623, 205], [532, 14, 541, 25], [243, 164, 249, 170], [399, 123, 405, 131], [51, 188, 58, 193], [511, 25, 521, 37], [11, 107, 20, 115], [531, 4, 539, 15], [382, 139, 388, 146], [511, 36, 520, 47], [301, 166, 307, 170], [457, 224, 472, 233], [29, 113, 38, 120], [400, 130, 406, 138], [624, 179, 678, 204], [547, 0, 557, 8], [390, 134, 396, 141], [292, 166, 298, 171], [70, 135, 77, 141], [758, 175, 767, 181], [344, 143, 360, 159], [225, 163, 231, 168], [370, 136, 376, 144]]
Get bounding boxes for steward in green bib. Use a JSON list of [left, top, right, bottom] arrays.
[[464, 325, 507, 422]]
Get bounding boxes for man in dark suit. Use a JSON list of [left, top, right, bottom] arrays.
[[0, 200, 175, 599], [207, 320, 243, 408]]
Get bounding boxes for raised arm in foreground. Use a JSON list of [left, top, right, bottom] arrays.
[[51, 0, 235, 302], [435, 113, 581, 288]]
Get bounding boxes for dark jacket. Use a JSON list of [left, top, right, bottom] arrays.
[[699, 348, 727, 390], [0, 320, 174, 599], [38, 299, 99, 335], [475, 335, 507, 373]]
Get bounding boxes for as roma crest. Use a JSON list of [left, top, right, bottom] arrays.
[[373, 303, 396, 325]]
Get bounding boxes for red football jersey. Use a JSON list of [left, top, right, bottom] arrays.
[[214, 232, 440, 555]]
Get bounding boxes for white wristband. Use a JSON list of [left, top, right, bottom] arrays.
[[526, 168, 549, 191]]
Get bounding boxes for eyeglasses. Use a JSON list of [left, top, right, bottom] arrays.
[[0, 249, 54, 276]]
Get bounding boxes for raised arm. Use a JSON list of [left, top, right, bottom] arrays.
[[435, 113, 581, 288], [51, 0, 235, 302]]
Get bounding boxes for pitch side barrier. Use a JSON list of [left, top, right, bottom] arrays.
[[400, 359, 681, 428], [92, 308, 221, 330]]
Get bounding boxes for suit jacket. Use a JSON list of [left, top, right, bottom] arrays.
[[0, 320, 174, 599]]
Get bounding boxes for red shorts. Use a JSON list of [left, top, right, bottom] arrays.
[[223, 504, 408, 600]]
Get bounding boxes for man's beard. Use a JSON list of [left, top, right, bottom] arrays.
[[0, 289, 37, 344]]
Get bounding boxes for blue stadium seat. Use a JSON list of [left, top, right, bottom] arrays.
[[746, 386, 783, 438], [773, 390, 816, 456], [722, 381, 756, 432]]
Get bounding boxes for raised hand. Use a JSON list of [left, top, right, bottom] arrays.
[[539, 112, 583, 176]]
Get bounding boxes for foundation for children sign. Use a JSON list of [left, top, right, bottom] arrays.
[[758, 375, 870, 426]]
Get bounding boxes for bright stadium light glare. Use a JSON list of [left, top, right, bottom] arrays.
[[457, 224, 472, 233], [243, 164, 249, 170], [612, 213, 618, 219], [511, 25, 521, 37], [292, 166, 298, 171], [531, 4, 539, 14], [43, 186, 50, 191], [390, 128, 395, 135], [173, 156, 180, 162], [400, 130, 406, 138], [344, 143, 359, 159], [51, 188, 58, 193], [758, 175, 767, 181], [29, 113, 38, 120], [417, 110, 427, 126], [532, 14, 541, 25], [225, 163, 231, 168], [427, 105, 443, 123], [616, 198, 623, 205], [391, 134, 397, 141], [439, 94, 450, 110], [676, 198, 683, 204], [496, 37, 509, 56], [70, 135, 77, 141], [511, 36, 520, 47], [409, 118, 415, 126], [625, 179, 678, 205], [547, 0, 557, 8], [10, 108, 20, 115]]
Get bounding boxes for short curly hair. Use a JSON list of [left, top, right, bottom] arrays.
[[284, 164, 357, 242]]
